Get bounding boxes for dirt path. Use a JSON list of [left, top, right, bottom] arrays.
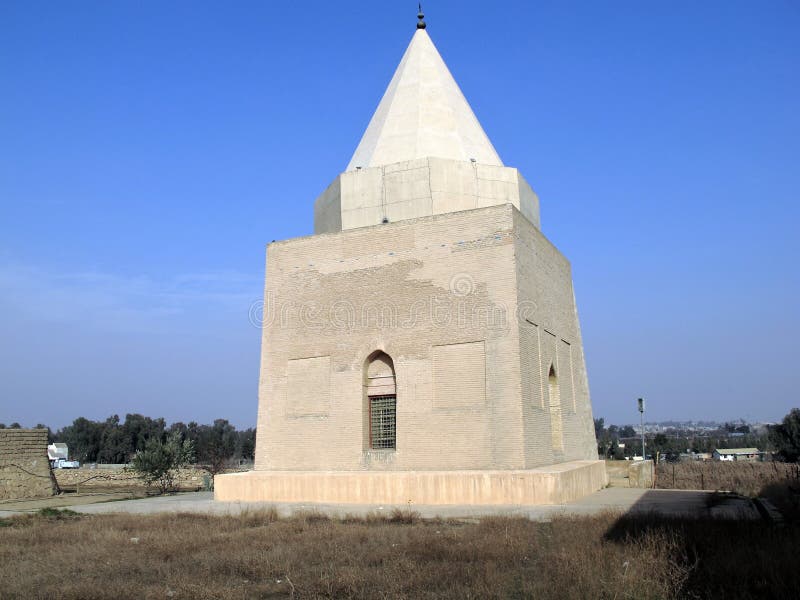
[[0, 491, 145, 513]]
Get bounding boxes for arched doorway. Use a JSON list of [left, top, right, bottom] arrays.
[[548, 364, 563, 451], [364, 351, 397, 450]]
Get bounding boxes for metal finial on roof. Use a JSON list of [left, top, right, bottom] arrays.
[[417, 3, 426, 29]]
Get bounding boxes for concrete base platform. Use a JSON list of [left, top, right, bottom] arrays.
[[214, 460, 607, 505], [0, 488, 762, 521]]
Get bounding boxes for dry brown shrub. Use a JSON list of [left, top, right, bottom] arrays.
[[388, 508, 420, 524]]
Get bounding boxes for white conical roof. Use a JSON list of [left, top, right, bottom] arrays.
[[346, 29, 503, 171]]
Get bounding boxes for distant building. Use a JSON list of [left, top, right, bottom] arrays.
[[47, 443, 68, 461], [47, 443, 80, 468], [713, 448, 760, 462], [679, 452, 711, 461]]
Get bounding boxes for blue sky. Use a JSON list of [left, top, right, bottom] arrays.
[[1, 1, 798, 429]]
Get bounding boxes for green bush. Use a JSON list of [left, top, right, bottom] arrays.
[[131, 431, 194, 494], [771, 408, 800, 463], [37, 508, 79, 519]]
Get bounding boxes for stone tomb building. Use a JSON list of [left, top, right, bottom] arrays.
[[216, 16, 605, 505]]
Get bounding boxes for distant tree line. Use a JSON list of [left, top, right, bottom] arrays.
[[593, 409, 800, 461], [6, 407, 798, 467], [0, 415, 255, 473]]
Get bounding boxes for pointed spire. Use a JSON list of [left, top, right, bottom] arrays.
[[346, 25, 503, 171], [417, 3, 426, 29]]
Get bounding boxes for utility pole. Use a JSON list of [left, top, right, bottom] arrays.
[[638, 397, 646, 459]]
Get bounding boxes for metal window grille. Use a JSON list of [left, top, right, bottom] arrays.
[[369, 395, 396, 450]]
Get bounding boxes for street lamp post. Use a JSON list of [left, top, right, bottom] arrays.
[[638, 397, 646, 460]]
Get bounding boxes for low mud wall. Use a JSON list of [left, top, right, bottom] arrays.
[[54, 466, 211, 493], [0, 429, 55, 500]]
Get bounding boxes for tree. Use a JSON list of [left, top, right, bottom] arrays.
[[168, 421, 189, 441], [594, 418, 617, 458], [652, 433, 677, 459], [237, 428, 256, 462], [653, 433, 668, 450], [98, 415, 132, 463], [123, 413, 166, 454], [195, 419, 237, 475], [619, 425, 636, 439], [594, 418, 605, 440], [58, 417, 103, 463], [770, 408, 800, 462], [131, 431, 194, 494]]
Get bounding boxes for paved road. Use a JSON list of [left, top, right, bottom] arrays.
[[0, 487, 760, 520]]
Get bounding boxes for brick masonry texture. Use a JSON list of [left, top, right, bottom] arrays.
[[512, 208, 598, 467], [253, 203, 597, 472], [0, 429, 54, 500]]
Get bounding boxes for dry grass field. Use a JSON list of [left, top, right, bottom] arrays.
[[655, 461, 800, 519], [1, 506, 799, 600], [655, 461, 798, 495]]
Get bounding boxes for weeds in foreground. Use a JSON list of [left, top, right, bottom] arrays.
[[37, 507, 80, 519], [0, 507, 81, 527], [1, 508, 798, 599]]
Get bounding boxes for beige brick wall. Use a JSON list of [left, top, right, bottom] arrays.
[[513, 209, 598, 467], [257, 204, 522, 471], [0, 429, 54, 500], [254, 203, 598, 472], [432, 341, 486, 410]]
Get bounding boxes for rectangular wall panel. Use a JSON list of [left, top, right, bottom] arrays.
[[521, 321, 543, 408], [433, 341, 486, 409], [558, 339, 575, 413], [286, 356, 331, 416]]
